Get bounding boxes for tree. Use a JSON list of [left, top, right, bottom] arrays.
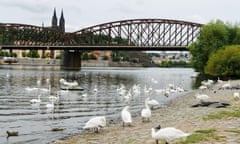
[[205, 45, 240, 77], [189, 20, 229, 73]]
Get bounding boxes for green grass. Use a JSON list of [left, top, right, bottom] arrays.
[[177, 129, 225, 144], [203, 108, 240, 120], [225, 129, 240, 134]]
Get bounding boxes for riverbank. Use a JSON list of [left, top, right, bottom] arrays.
[[52, 80, 240, 144]]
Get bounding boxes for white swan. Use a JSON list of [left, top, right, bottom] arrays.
[[151, 126, 190, 144], [83, 116, 106, 132], [49, 92, 60, 103], [147, 98, 160, 109], [46, 98, 54, 109], [121, 106, 132, 127], [195, 93, 210, 102], [30, 94, 41, 103], [233, 92, 240, 100], [141, 97, 151, 122], [93, 85, 98, 93]]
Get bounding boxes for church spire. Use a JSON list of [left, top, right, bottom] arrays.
[[59, 9, 65, 32], [52, 8, 58, 29]]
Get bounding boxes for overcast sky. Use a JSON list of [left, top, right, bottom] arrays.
[[0, 0, 239, 32]]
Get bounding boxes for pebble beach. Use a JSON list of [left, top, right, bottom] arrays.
[[52, 80, 240, 144]]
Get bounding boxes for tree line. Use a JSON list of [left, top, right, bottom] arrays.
[[189, 20, 240, 78]]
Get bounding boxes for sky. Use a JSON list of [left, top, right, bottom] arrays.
[[0, 0, 239, 32]]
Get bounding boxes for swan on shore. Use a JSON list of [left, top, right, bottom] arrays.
[[151, 125, 190, 144], [233, 92, 240, 100], [195, 93, 210, 102], [141, 97, 151, 122], [83, 116, 106, 133], [121, 106, 132, 127]]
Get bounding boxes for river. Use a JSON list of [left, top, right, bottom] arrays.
[[0, 65, 197, 144]]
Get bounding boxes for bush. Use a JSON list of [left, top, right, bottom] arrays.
[[205, 45, 240, 77]]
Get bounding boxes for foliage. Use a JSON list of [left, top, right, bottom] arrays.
[[189, 20, 229, 73], [205, 45, 240, 77], [82, 52, 89, 60], [203, 107, 240, 120], [26, 50, 40, 58], [88, 53, 97, 60], [177, 129, 224, 144], [157, 60, 191, 67], [0, 50, 10, 57]]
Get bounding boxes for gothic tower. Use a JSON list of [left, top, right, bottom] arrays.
[[52, 8, 58, 29], [59, 9, 65, 32]]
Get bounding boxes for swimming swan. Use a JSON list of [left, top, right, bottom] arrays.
[[121, 106, 132, 127], [151, 126, 190, 144], [83, 116, 106, 133]]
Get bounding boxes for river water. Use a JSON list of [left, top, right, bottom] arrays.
[[0, 65, 197, 144]]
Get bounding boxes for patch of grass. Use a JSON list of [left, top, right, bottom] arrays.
[[225, 129, 240, 134], [203, 109, 240, 120], [177, 129, 224, 144]]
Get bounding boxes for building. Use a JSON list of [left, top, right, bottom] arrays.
[[12, 8, 65, 59]]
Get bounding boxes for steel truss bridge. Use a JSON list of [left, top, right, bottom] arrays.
[[0, 19, 203, 51]]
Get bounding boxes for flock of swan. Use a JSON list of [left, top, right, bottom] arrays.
[[81, 80, 189, 144], [82, 77, 240, 144], [26, 78, 74, 111]]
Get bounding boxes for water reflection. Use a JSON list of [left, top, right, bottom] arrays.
[[0, 66, 196, 144]]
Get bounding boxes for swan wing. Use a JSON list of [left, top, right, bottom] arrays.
[[121, 110, 132, 123]]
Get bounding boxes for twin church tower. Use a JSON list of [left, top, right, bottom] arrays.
[[51, 8, 65, 32]]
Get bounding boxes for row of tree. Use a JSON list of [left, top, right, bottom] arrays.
[[189, 20, 240, 78]]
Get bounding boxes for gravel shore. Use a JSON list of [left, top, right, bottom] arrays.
[[52, 80, 240, 144]]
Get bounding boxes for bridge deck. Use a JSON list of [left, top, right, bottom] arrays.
[[0, 45, 188, 51]]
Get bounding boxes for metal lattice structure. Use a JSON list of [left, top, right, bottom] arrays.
[[74, 19, 203, 49], [0, 19, 203, 50], [0, 23, 74, 46]]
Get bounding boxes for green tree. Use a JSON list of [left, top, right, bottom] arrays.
[[189, 20, 229, 73], [205, 45, 240, 77]]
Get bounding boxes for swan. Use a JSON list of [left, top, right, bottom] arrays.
[[121, 106, 132, 127], [147, 98, 160, 109], [93, 85, 98, 93], [151, 125, 190, 144], [30, 94, 41, 103], [49, 92, 60, 103], [141, 97, 151, 122], [46, 98, 54, 109], [195, 93, 210, 102], [233, 92, 240, 100], [221, 80, 231, 89], [83, 116, 106, 133]]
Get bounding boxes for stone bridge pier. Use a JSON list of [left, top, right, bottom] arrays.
[[61, 50, 81, 70]]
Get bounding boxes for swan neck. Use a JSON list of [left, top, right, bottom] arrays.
[[145, 99, 150, 109]]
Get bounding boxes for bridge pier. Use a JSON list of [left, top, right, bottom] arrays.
[[61, 50, 81, 70]]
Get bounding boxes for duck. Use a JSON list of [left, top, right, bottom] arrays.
[[121, 106, 132, 127], [6, 130, 19, 137], [83, 116, 106, 133], [141, 97, 151, 122], [151, 125, 190, 144]]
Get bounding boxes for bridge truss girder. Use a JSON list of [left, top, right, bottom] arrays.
[[74, 19, 203, 48]]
